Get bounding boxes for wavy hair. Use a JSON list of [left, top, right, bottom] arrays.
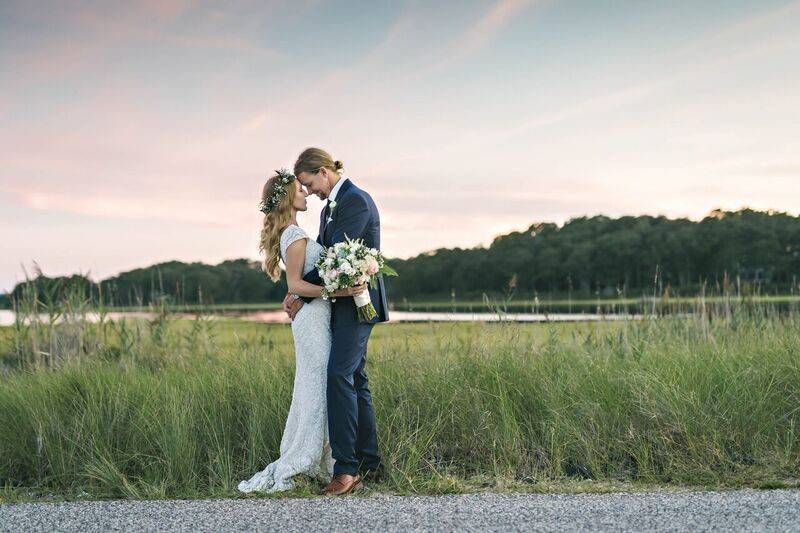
[[258, 173, 298, 282]]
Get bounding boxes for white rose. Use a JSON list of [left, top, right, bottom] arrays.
[[339, 260, 352, 273]]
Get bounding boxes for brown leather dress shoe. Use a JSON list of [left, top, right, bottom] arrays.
[[322, 473, 363, 496]]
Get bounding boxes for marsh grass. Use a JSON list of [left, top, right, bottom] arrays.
[[0, 289, 798, 501]]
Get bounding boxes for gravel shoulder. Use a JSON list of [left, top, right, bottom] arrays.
[[2, 489, 799, 532]]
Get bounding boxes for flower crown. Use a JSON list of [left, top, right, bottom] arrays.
[[259, 168, 296, 214]]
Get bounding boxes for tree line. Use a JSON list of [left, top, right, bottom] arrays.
[[388, 208, 800, 300], [1, 259, 288, 309], [2, 208, 798, 309]]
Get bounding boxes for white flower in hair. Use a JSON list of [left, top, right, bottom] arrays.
[[259, 168, 296, 214]]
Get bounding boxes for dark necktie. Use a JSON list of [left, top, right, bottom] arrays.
[[321, 200, 331, 234]]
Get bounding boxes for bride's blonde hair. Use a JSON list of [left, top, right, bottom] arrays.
[[259, 173, 298, 282]]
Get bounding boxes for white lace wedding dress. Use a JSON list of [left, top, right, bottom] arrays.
[[237, 224, 334, 493]]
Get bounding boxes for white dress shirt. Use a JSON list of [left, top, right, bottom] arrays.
[[327, 175, 349, 206]]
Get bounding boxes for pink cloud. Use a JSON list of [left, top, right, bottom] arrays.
[[4, 186, 249, 228], [239, 1, 543, 134], [463, 0, 541, 55], [2, 1, 287, 90], [137, 0, 196, 19], [162, 34, 284, 59], [408, 0, 544, 78]]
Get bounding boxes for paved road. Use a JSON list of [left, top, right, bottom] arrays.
[[2, 489, 799, 532]]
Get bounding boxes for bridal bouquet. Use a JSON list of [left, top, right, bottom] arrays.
[[315, 237, 397, 321]]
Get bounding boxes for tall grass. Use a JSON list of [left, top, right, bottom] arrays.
[[0, 295, 798, 499]]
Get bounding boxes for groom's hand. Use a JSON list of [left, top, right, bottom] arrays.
[[282, 293, 304, 321]]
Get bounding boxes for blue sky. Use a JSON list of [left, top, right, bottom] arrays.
[[1, 0, 799, 292]]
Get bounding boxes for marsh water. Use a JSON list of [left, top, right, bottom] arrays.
[[0, 309, 645, 327], [2, 296, 795, 327]]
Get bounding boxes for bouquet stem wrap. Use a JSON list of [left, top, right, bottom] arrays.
[[353, 289, 377, 321]]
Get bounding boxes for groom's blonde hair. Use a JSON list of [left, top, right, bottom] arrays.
[[294, 147, 343, 177]]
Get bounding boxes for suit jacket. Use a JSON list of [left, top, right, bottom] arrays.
[[300, 178, 389, 327]]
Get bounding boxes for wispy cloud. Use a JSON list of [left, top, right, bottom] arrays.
[[411, 0, 546, 78], [1, 2, 194, 83], [163, 34, 284, 59], [236, 2, 419, 134], [689, 0, 800, 46], [3, 186, 249, 228], [372, 0, 800, 167], [240, 0, 547, 133], [462, 0, 541, 56]]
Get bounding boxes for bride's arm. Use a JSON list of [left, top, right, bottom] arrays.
[[284, 239, 326, 298]]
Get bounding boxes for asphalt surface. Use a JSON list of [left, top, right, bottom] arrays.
[[2, 489, 799, 532]]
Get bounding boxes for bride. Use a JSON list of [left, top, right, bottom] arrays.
[[238, 169, 366, 493]]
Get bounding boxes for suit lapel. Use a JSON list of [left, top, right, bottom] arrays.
[[322, 179, 355, 246]]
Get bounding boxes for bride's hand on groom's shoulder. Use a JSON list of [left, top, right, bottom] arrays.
[[331, 284, 367, 298]]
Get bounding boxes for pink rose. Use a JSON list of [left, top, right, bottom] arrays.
[[364, 256, 379, 276]]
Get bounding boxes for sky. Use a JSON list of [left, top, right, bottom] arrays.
[[1, 0, 799, 292]]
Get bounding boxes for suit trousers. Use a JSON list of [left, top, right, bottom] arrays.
[[327, 321, 380, 475]]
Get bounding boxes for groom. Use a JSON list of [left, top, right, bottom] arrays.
[[283, 147, 389, 495]]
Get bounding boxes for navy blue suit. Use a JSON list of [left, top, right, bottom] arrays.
[[300, 178, 388, 475]]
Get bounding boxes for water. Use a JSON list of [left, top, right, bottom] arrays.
[[393, 300, 799, 315], [0, 309, 642, 326]]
